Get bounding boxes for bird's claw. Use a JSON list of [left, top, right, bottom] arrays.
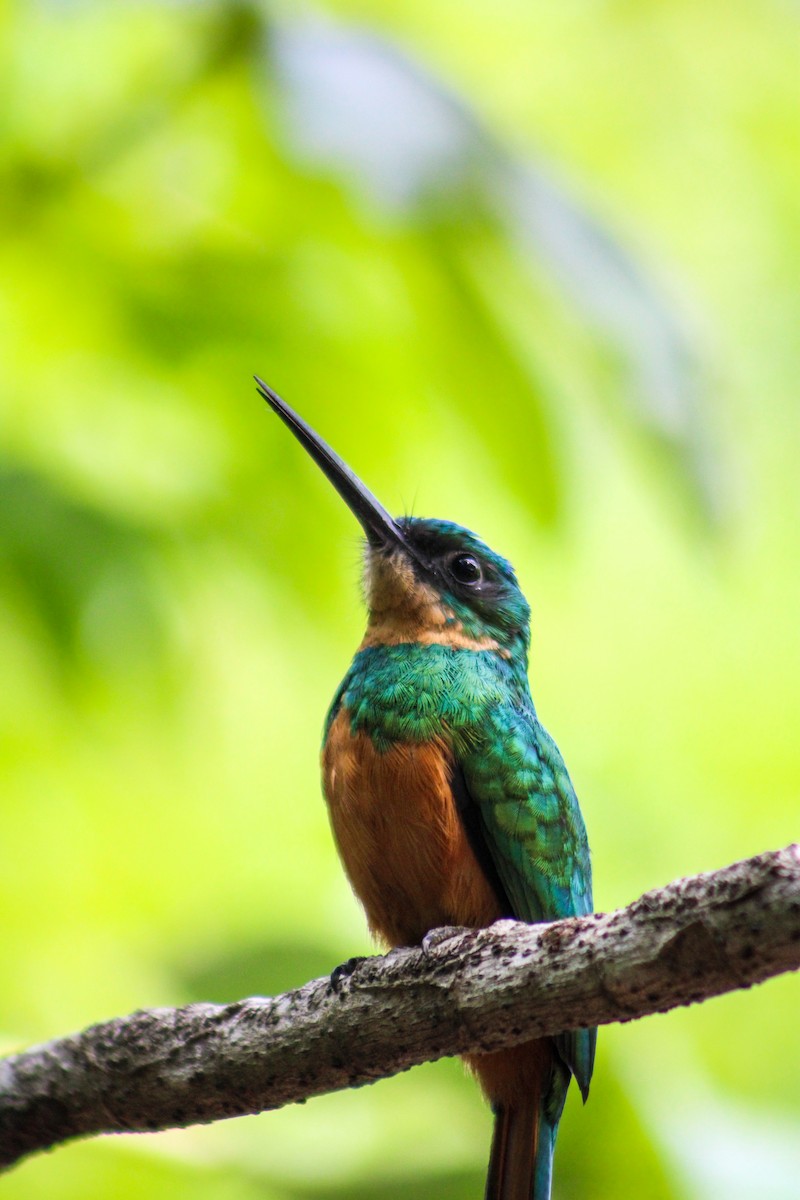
[[421, 925, 469, 956], [329, 956, 366, 993]]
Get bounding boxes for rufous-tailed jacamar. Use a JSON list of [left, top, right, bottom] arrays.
[[256, 377, 595, 1200]]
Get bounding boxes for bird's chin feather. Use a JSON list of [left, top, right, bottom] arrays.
[[363, 545, 444, 624]]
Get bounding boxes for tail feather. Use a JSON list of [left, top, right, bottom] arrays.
[[484, 1063, 570, 1200], [476, 1040, 572, 1200], [485, 1100, 536, 1200], [532, 1110, 557, 1200], [485, 1098, 558, 1200]]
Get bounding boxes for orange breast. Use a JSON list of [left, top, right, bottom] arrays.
[[323, 705, 549, 1108], [322, 707, 503, 947]]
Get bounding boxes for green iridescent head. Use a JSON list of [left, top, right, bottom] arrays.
[[256, 378, 531, 656]]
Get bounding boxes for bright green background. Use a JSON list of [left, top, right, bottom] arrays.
[[1, 2, 798, 1197]]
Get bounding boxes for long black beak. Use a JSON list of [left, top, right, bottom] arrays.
[[255, 376, 409, 553]]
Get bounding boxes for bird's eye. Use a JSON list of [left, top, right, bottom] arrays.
[[448, 553, 483, 585]]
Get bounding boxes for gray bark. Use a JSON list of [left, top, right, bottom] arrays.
[[1, 844, 799, 1170]]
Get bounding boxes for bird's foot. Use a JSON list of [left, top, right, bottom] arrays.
[[421, 925, 470, 956], [329, 956, 366, 994]]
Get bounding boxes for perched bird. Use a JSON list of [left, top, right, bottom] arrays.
[[256, 377, 595, 1200]]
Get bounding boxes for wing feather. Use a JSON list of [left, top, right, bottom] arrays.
[[456, 704, 596, 1098]]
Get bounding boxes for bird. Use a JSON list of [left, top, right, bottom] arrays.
[[256, 376, 595, 1200]]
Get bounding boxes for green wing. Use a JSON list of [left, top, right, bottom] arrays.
[[458, 703, 595, 1098]]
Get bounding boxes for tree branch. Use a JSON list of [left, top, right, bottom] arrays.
[[2, 844, 799, 1170]]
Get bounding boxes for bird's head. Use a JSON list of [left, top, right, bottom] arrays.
[[257, 379, 531, 660], [362, 516, 530, 657]]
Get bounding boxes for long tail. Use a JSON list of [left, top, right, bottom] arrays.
[[476, 1039, 574, 1200], [484, 1096, 558, 1200]]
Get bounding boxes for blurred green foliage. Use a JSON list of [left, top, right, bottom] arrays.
[[1, 1, 798, 1197]]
